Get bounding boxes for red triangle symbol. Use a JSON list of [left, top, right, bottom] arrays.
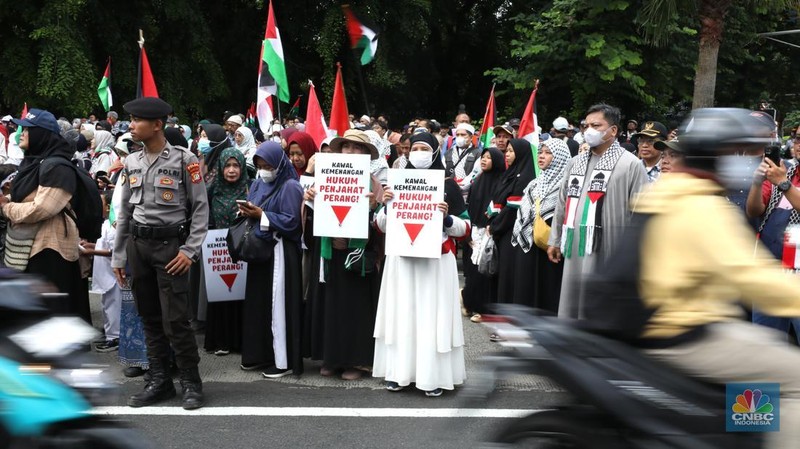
[[331, 205, 352, 226], [404, 223, 425, 244], [220, 273, 238, 292]]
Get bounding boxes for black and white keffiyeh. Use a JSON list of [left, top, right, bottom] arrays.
[[512, 139, 571, 252]]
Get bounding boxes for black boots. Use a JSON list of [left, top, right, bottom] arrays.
[[128, 358, 176, 407], [179, 366, 205, 410]]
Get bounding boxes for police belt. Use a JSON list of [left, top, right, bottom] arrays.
[[131, 222, 189, 240]]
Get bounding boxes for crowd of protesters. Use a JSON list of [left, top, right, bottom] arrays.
[[0, 99, 796, 407]]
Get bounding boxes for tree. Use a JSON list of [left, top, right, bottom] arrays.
[[637, 0, 800, 109]]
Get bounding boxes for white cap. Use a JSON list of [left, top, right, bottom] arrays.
[[552, 117, 569, 132], [360, 114, 370, 123], [226, 115, 243, 126], [553, 117, 569, 131], [1, 115, 12, 123], [455, 122, 475, 135]]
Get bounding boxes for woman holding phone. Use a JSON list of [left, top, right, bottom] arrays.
[[237, 142, 304, 378]]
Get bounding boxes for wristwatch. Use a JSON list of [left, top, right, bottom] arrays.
[[778, 179, 792, 192]]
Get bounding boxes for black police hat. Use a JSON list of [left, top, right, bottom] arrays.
[[631, 121, 669, 149], [123, 97, 173, 120]]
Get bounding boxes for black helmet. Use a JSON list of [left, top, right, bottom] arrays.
[[677, 108, 773, 172], [678, 108, 773, 155]]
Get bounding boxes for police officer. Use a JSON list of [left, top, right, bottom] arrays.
[[112, 97, 209, 410]]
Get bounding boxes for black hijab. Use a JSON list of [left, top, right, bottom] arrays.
[[202, 124, 229, 176], [492, 138, 536, 206], [165, 127, 189, 148], [407, 132, 467, 217], [11, 127, 76, 202], [467, 147, 506, 227]]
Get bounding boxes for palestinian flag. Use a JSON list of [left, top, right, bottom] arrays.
[[97, 59, 113, 112], [14, 103, 28, 145], [245, 103, 257, 128], [137, 44, 158, 98], [329, 63, 350, 136], [305, 80, 329, 149], [343, 5, 378, 65], [257, 0, 289, 134], [288, 96, 301, 118], [517, 81, 540, 176], [478, 85, 496, 150]]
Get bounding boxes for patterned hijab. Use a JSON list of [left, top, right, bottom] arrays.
[[210, 147, 249, 229], [512, 139, 571, 252]]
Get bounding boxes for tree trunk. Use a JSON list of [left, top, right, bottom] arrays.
[[691, 0, 731, 109]]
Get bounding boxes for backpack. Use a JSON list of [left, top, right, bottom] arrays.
[[51, 159, 103, 241], [581, 212, 657, 342]]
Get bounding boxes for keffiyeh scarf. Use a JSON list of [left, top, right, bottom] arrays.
[[561, 140, 625, 258], [512, 139, 571, 252]]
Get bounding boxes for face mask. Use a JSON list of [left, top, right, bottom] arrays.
[[583, 127, 611, 148], [409, 151, 433, 169], [455, 136, 469, 148], [258, 169, 276, 183], [197, 138, 211, 155], [717, 155, 760, 191]]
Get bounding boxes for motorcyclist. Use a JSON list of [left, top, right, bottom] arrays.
[[616, 108, 800, 449]]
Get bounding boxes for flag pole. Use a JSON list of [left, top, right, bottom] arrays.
[[350, 52, 371, 118]]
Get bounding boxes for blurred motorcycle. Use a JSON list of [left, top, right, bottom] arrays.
[[0, 269, 154, 448], [469, 304, 762, 449]]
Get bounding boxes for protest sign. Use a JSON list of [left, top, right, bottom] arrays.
[[300, 174, 315, 209], [313, 152, 371, 238], [202, 229, 247, 302], [385, 168, 444, 258]]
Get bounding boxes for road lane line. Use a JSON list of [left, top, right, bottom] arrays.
[[92, 407, 541, 418]]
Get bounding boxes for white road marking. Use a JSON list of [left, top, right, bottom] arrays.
[[92, 406, 540, 418]]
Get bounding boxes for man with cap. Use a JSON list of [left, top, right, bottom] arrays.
[[631, 121, 669, 182], [551, 116, 580, 157], [618, 119, 638, 144], [112, 97, 210, 410], [444, 122, 480, 199], [655, 138, 685, 174], [492, 123, 514, 153]]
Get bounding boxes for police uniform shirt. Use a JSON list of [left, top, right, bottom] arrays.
[[111, 141, 209, 268]]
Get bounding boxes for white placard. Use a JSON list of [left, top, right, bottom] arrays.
[[385, 168, 445, 258], [202, 229, 247, 302], [300, 175, 315, 209], [313, 152, 371, 238]]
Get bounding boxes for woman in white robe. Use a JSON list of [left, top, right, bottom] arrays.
[[372, 132, 469, 397]]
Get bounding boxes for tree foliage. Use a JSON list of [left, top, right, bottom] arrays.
[[1, 0, 799, 129]]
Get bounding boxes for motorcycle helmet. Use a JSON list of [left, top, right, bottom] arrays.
[[678, 108, 773, 171]]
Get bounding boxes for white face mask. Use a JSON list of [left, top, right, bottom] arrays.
[[583, 127, 612, 148], [258, 169, 276, 183], [455, 136, 469, 148], [717, 155, 760, 191], [409, 151, 433, 169]]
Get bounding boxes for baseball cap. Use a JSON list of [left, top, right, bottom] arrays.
[[12, 108, 61, 135], [492, 123, 514, 137], [552, 117, 569, 132]]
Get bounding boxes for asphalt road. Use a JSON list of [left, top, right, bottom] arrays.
[[98, 381, 568, 449], [85, 293, 567, 448]]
